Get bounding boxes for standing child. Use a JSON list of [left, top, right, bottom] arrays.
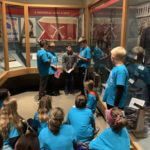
[[84, 80, 98, 113], [32, 95, 52, 134], [103, 47, 129, 109], [62, 45, 77, 94], [37, 41, 51, 100]]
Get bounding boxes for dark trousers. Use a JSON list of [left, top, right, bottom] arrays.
[[47, 75, 59, 94], [39, 75, 49, 99], [107, 104, 124, 110], [65, 71, 74, 93], [78, 67, 88, 95]]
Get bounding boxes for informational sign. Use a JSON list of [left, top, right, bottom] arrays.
[[38, 17, 78, 41]]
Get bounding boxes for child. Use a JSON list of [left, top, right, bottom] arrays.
[[77, 37, 91, 95], [89, 107, 130, 150], [0, 88, 10, 109], [66, 95, 95, 142], [0, 101, 24, 150], [33, 95, 52, 134], [62, 45, 77, 94], [37, 40, 51, 100], [38, 107, 76, 150], [84, 80, 99, 113], [15, 133, 40, 150], [103, 47, 129, 109]]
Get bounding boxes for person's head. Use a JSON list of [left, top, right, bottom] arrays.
[[2, 101, 23, 134], [84, 80, 94, 92], [0, 88, 10, 108], [105, 107, 128, 132], [66, 44, 73, 54], [131, 46, 145, 63], [38, 95, 52, 122], [48, 107, 64, 135], [48, 41, 55, 51], [15, 132, 40, 150], [39, 40, 48, 50], [75, 95, 87, 109], [111, 47, 127, 65], [0, 134, 3, 150], [78, 37, 87, 48]]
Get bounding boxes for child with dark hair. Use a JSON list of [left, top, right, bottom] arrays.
[[0, 88, 10, 109], [84, 80, 99, 113], [15, 133, 40, 150], [32, 95, 52, 133], [89, 107, 130, 150], [67, 95, 95, 142], [38, 107, 76, 150]]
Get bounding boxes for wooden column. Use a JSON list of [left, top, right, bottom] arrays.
[[85, 7, 91, 44], [121, 0, 128, 48], [24, 4, 30, 67], [2, 1, 9, 71]]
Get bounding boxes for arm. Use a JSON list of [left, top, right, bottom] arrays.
[[114, 85, 124, 107], [62, 54, 67, 71], [41, 53, 51, 65]]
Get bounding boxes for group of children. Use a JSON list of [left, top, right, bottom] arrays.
[[0, 74, 130, 150]]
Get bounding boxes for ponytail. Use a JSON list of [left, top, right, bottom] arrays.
[[48, 107, 64, 135]]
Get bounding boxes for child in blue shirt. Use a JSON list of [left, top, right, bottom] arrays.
[[103, 47, 129, 109], [89, 107, 130, 150], [32, 95, 52, 134], [84, 80, 98, 113], [37, 41, 51, 100], [39, 107, 76, 150], [77, 37, 92, 95], [66, 95, 95, 142]]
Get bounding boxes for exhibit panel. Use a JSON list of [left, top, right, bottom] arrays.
[[6, 4, 26, 70], [27, 7, 85, 67], [0, 3, 5, 74]]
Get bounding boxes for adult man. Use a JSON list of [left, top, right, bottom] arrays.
[[37, 40, 50, 100], [77, 37, 91, 95]]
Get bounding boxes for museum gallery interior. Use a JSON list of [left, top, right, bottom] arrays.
[[0, 0, 150, 150]]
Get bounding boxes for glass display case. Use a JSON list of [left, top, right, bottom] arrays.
[[6, 4, 26, 70], [0, 3, 5, 74], [27, 7, 85, 67]]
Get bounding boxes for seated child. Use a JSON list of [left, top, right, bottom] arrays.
[[84, 80, 99, 113], [89, 107, 130, 150], [15, 132, 40, 150], [0, 88, 10, 109], [0, 101, 25, 150], [32, 95, 52, 134], [66, 95, 95, 142], [38, 107, 76, 150]]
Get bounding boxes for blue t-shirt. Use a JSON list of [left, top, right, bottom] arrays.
[[89, 128, 130, 150], [38, 125, 76, 150], [67, 107, 94, 142], [37, 49, 50, 76], [33, 112, 48, 134], [3, 126, 19, 146], [78, 47, 91, 68], [127, 63, 150, 85], [47, 51, 58, 75], [86, 93, 97, 113], [93, 47, 104, 62], [103, 65, 129, 108]]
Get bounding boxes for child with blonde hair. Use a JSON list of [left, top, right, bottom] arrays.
[[103, 47, 129, 109], [84, 80, 99, 113]]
